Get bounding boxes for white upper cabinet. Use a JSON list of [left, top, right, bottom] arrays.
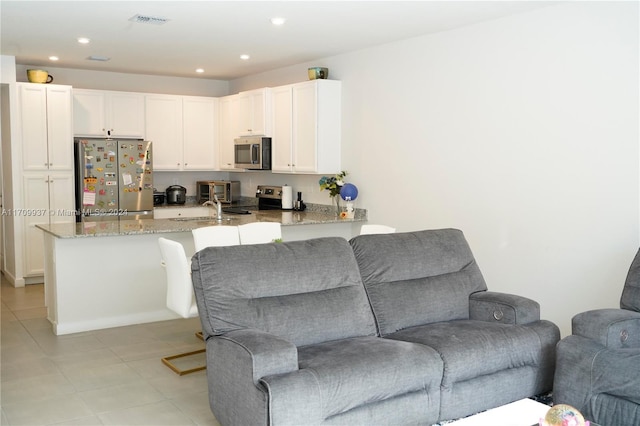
[[146, 94, 218, 171], [271, 79, 341, 174], [145, 94, 184, 170], [18, 83, 73, 171], [73, 89, 145, 138], [182, 96, 217, 170], [271, 85, 294, 172], [218, 95, 240, 170], [232, 88, 271, 136]]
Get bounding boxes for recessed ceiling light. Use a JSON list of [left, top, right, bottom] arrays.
[[77, 37, 90, 44], [49, 56, 59, 61], [195, 68, 204, 73], [270, 17, 286, 26], [240, 54, 250, 60]]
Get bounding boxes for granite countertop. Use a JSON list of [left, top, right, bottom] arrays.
[[37, 208, 367, 239]]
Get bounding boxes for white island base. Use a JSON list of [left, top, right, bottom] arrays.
[[43, 221, 361, 335]]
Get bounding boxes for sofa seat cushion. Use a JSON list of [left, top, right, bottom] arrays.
[[296, 336, 443, 419], [386, 320, 542, 385]]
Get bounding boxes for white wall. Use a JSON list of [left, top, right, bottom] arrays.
[[230, 2, 640, 336], [1, 55, 17, 84]]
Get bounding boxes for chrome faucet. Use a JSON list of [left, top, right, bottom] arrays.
[[202, 196, 223, 221]]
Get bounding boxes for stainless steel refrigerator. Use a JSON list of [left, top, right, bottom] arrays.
[[74, 138, 154, 221]]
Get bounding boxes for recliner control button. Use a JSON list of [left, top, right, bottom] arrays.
[[620, 329, 629, 342]]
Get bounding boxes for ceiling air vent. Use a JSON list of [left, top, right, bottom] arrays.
[[129, 14, 170, 25]]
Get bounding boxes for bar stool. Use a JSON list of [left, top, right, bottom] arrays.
[[238, 222, 282, 244], [360, 224, 396, 235], [157, 237, 205, 375], [192, 225, 240, 252]]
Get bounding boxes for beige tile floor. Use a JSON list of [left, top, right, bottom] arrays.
[[1, 275, 220, 426]]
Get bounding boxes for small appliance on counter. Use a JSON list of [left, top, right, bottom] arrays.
[[165, 185, 186, 205], [256, 185, 283, 210], [153, 189, 165, 206], [197, 180, 240, 204], [294, 191, 307, 211]]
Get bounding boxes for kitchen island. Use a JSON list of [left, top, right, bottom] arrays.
[[37, 209, 366, 335]]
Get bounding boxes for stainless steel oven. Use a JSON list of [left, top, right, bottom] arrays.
[[197, 181, 240, 204]]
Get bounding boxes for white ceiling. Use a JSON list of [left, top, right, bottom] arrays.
[[1, 1, 556, 80]]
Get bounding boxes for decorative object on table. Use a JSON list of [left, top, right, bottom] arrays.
[[27, 69, 53, 83], [319, 171, 348, 216], [340, 183, 358, 219], [308, 67, 329, 80], [539, 404, 589, 426]]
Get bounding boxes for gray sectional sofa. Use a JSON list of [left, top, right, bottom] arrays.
[[554, 248, 640, 426], [191, 229, 560, 425]]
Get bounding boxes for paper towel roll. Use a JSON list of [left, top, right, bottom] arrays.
[[282, 185, 293, 210]]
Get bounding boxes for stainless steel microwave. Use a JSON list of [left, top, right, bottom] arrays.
[[234, 136, 271, 170], [197, 181, 240, 204]]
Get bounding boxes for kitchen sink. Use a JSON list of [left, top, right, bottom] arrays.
[[170, 216, 237, 222]]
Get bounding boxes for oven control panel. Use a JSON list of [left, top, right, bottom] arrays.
[[256, 185, 282, 200]]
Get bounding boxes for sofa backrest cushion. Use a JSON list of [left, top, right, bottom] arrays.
[[191, 236, 377, 347], [621, 248, 640, 312], [350, 229, 487, 335]]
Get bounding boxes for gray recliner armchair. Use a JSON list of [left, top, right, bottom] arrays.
[[554, 248, 640, 426]]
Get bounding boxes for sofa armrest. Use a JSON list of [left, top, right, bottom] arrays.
[[216, 329, 324, 425], [469, 291, 540, 325], [260, 370, 323, 425], [554, 334, 604, 413], [208, 328, 299, 425], [217, 328, 299, 383], [555, 334, 640, 418], [572, 309, 640, 349]]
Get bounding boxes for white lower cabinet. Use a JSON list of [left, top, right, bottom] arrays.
[[154, 207, 211, 219], [22, 173, 75, 276], [271, 80, 341, 174]]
